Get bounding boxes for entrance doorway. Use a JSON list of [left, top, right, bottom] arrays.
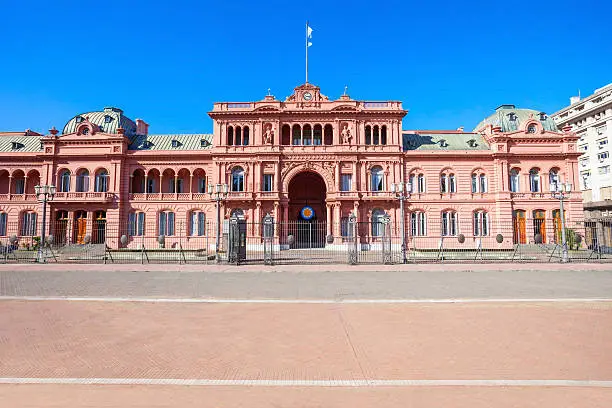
[[287, 171, 327, 248], [74, 211, 87, 244], [533, 210, 547, 243], [93, 211, 106, 244], [513, 210, 526, 244], [55, 210, 68, 245]]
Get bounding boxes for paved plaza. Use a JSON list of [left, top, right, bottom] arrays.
[[1, 264, 611, 407]]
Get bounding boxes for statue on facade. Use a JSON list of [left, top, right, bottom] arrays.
[[341, 124, 352, 144], [263, 124, 274, 144]]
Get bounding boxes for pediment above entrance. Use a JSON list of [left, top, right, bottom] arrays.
[[286, 83, 329, 103]]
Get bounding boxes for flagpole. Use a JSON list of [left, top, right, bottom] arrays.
[[305, 21, 309, 83]]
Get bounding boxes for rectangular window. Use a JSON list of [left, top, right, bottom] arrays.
[[176, 179, 184, 193], [341, 174, 352, 191], [418, 175, 425, 193], [147, 178, 155, 193], [581, 171, 591, 189], [596, 124, 607, 135], [598, 138, 608, 149], [159, 212, 175, 236], [449, 175, 456, 193], [21, 212, 37, 236], [198, 178, 207, 193], [580, 158, 590, 167], [579, 144, 588, 152], [411, 212, 426, 236], [169, 179, 176, 193], [471, 174, 477, 193], [263, 174, 274, 192], [442, 212, 457, 236], [190, 212, 205, 236], [598, 151, 609, 161], [15, 179, 25, 194], [0, 213, 6, 236], [598, 165, 610, 175], [128, 212, 145, 236]]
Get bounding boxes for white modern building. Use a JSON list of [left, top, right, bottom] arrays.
[[552, 83, 612, 246]]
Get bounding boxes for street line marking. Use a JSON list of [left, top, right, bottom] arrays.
[[0, 296, 611, 304], [0, 378, 610, 387]]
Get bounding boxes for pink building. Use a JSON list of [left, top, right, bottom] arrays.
[[0, 83, 583, 252]]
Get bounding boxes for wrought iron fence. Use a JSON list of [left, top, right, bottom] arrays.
[[0, 217, 609, 264]]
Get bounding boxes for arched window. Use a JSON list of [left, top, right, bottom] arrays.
[[471, 172, 487, 193], [231, 167, 245, 192], [365, 126, 372, 145], [0, 212, 7, 236], [13, 173, 25, 194], [440, 171, 456, 194], [530, 168, 540, 192], [226, 126, 234, 145], [410, 211, 426, 236], [313, 125, 322, 145], [242, 126, 249, 146], [94, 169, 109, 192], [235, 126, 242, 146], [527, 124, 536, 133], [190, 211, 206, 236], [75, 170, 89, 192], [441, 210, 457, 236], [371, 166, 384, 192], [292, 125, 301, 145], [381, 125, 387, 145], [303, 124, 312, 145], [21, 211, 37, 236], [473, 210, 489, 236], [373, 126, 380, 145], [158, 211, 175, 236], [371, 209, 386, 237], [549, 168, 559, 190], [324, 124, 333, 145], [417, 174, 425, 193], [510, 168, 520, 192], [281, 124, 291, 145], [59, 170, 71, 192], [128, 211, 145, 236]]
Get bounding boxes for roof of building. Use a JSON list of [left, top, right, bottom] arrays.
[[402, 131, 490, 151], [62, 107, 137, 136], [473, 105, 558, 133], [128, 134, 214, 151], [0, 133, 43, 153]]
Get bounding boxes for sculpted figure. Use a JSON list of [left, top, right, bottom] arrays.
[[263, 124, 274, 144], [341, 124, 352, 144]]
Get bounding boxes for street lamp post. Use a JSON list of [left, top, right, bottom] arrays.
[[550, 180, 572, 263], [34, 184, 56, 263], [391, 181, 412, 264], [208, 183, 229, 261]]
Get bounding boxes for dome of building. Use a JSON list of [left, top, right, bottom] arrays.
[[62, 107, 137, 135], [473, 104, 559, 133]]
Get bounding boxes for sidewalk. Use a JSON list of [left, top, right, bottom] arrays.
[[0, 262, 611, 273]]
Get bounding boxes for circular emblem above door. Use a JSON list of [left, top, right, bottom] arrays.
[[300, 206, 315, 220]]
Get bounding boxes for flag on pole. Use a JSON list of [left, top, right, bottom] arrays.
[[307, 24, 313, 47]]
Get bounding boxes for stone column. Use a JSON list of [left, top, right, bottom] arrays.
[[144, 174, 148, 198], [255, 202, 261, 236], [326, 203, 332, 238], [335, 162, 340, 192], [174, 175, 179, 198], [333, 203, 341, 238], [352, 162, 357, 191]]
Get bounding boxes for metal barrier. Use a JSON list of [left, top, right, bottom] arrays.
[[0, 218, 610, 265]]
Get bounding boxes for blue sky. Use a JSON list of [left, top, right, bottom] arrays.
[[1, 0, 610, 134]]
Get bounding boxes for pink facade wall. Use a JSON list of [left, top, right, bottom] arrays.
[[0, 84, 583, 248]]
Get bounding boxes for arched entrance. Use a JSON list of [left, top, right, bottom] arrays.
[[288, 171, 327, 248]]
